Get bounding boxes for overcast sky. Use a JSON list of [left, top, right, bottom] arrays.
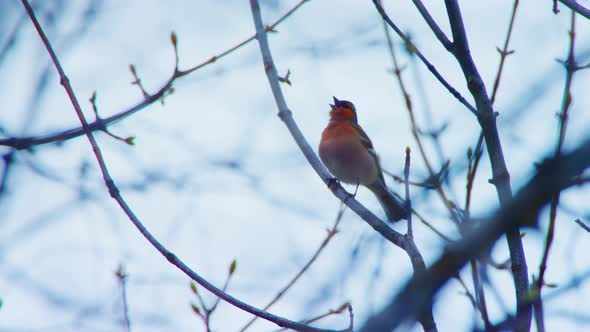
[[1, 1, 589, 331]]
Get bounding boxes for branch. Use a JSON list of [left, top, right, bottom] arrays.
[[535, 11, 584, 331], [360, 138, 590, 331], [557, 0, 590, 19], [443, 1, 531, 329], [249, 2, 436, 331], [22, 1, 342, 331], [250, 0, 406, 250], [574, 218, 590, 232], [411, 0, 452, 50], [377, 0, 531, 327], [2, 0, 310, 151], [372, 0, 477, 115], [240, 206, 346, 331]]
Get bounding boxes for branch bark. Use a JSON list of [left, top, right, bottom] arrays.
[[360, 138, 590, 331]]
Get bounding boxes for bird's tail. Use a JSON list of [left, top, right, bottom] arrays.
[[367, 181, 409, 222]]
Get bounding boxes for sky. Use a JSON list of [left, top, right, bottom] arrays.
[[1, 1, 590, 331]]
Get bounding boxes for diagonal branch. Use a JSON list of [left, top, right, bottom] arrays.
[[1, 0, 310, 151], [557, 0, 590, 19], [250, 0, 406, 249], [372, 0, 477, 115], [360, 138, 590, 331], [250, 1, 436, 331], [411, 0, 453, 50], [443, 1, 531, 329], [22, 1, 343, 331]]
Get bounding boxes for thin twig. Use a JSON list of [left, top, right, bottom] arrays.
[[273, 303, 353, 332], [454, 275, 478, 309], [411, 0, 452, 50], [22, 2, 339, 331], [381, 13, 460, 226], [360, 139, 590, 331], [465, 0, 519, 221], [469, 259, 491, 330], [1, 0, 310, 151], [372, 0, 478, 115], [536, 11, 581, 332], [442, 1, 531, 329], [240, 205, 346, 331], [574, 218, 590, 232], [250, 1, 434, 331], [490, 0, 519, 105], [250, 0, 406, 249], [115, 264, 131, 332], [404, 148, 413, 238]]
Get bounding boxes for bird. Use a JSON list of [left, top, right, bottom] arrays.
[[319, 97, 409, 222]]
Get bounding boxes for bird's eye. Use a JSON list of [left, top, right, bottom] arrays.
[[342, 102, 354, 110]]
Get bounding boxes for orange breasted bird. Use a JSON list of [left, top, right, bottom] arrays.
[[319, 97, 409, 221]]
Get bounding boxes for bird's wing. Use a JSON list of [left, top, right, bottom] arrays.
[[353, 123, 376, 155]]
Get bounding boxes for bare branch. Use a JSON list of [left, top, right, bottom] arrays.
[[557, 0, 590, 19], [1, 0, 310, 151], [360, 138, 590, 331], [240, 205, 346, 331], [372, 0, 477, 115], [23, 1, 342, 331]]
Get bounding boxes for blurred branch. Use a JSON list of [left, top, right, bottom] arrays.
[[1, 0, 310, 151], [115, 264, 131, 332], [190, 259, 236, 332], [360, 137, 590, 331], [535, 11, 586, 332], [381, 13, 459, 228], [240, 205, 346, 331], [250, 1, 437, 331], [574, 218, 590, 232], [372, 0, 477, 115], [443, 0, 531, 328], [273, 303, 353, 332], [404, 148, 413, 237], [23, 1, 344, 331], [377, 0, 530, 327]]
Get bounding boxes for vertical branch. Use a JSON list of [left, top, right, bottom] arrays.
[[381, 16, 459, 225], [250, 1, 435, 331], [536, 10, 582, 332], [404, 148, 413, 238], [23, 1, 341, 331], [490, 0, 519, 105], [115, 265, 131, 332], [443, 1, 531, 329], [469, 260, 491, 330], [465, 0, 518, 217]]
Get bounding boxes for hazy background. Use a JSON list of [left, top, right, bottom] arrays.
[[1, 1, 589, 331]]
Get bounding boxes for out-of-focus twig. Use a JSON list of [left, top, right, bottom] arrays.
[[1, 0, 310, 151], [23, 1, 341, 331], [240, 205, 346, 331]]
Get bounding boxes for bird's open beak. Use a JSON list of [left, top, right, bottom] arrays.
[[332, 96, 341, 106], [329, 103, 337, 110]]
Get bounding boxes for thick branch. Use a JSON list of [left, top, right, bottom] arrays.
[[360, 138, 590, 331], [443, 1, 531, 329], [558, 0, 590, 19]]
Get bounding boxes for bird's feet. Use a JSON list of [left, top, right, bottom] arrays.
[[326, 177, 340, 190]]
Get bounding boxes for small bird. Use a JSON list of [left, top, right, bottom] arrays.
[[319, 97, 409, 221]]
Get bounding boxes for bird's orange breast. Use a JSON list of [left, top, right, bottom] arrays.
[[319, 122, 379, 185]]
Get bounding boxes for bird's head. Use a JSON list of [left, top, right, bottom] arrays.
[[329, 96, 357, 122]]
